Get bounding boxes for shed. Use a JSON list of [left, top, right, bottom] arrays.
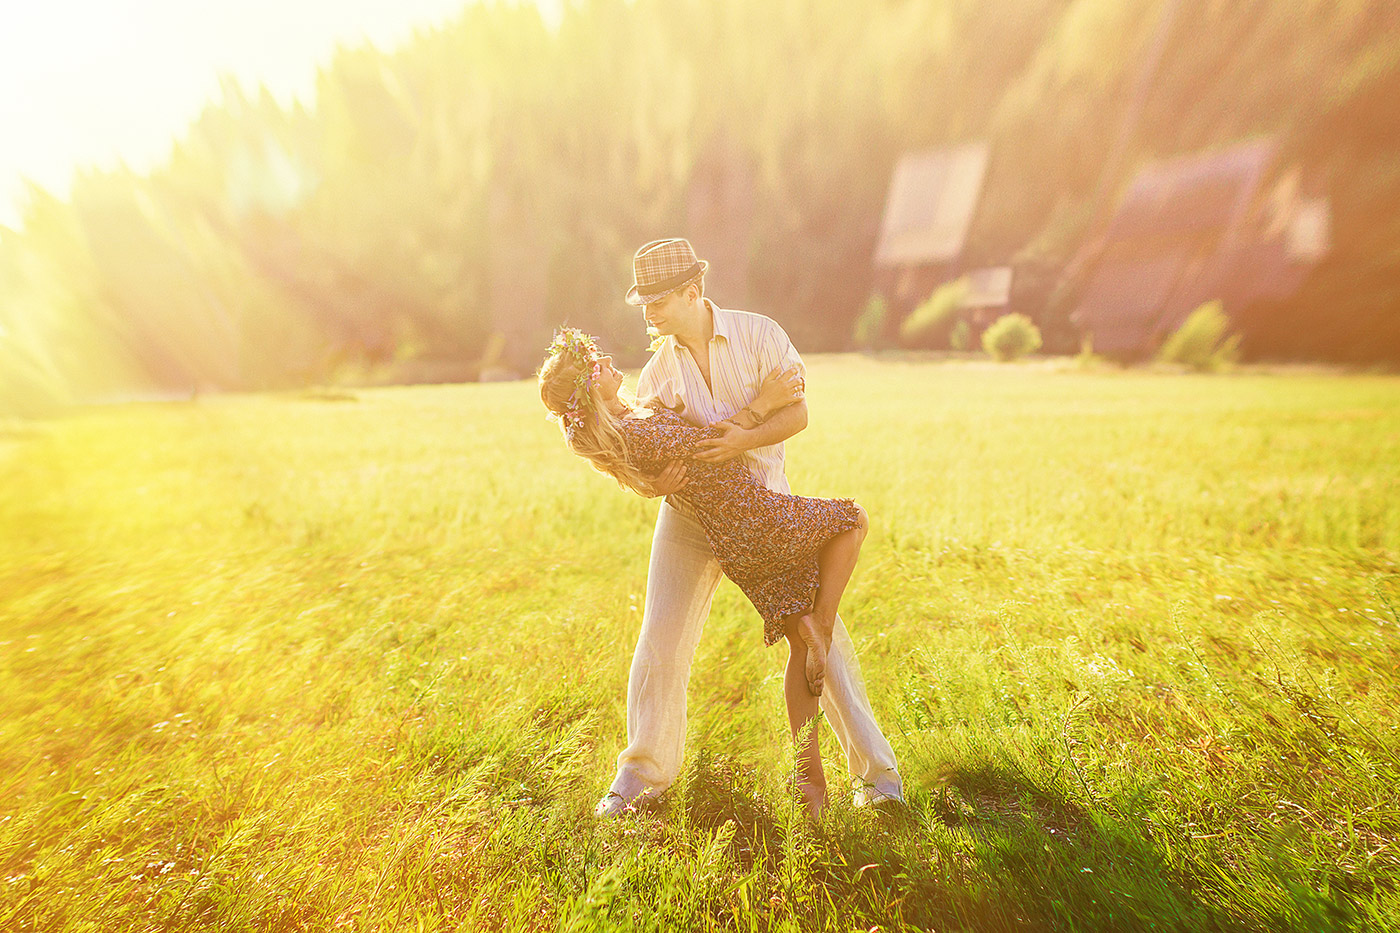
[[959, 265, 1015, 335], [873, 143, 991, 319], [1071, 139, 1329, 356]]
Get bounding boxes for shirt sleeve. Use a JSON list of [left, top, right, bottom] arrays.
[[637, 355, 682, 414], [755, 317, 806, 383]]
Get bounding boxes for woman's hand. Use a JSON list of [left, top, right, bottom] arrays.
[[753, 366, 805, 418]]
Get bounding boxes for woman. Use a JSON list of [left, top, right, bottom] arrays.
[[539, 328, 870, 816]]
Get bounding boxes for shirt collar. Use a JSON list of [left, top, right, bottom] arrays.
[[707, 299, 734, 344], [670, 298, 731, 353]]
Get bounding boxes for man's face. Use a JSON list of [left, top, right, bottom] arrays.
[[642, 290, 685, 336]]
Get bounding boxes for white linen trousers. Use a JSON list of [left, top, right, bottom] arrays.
[[607, 499, 903, 805]]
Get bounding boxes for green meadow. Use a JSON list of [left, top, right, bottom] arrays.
[[2, 357, 1398, 932]]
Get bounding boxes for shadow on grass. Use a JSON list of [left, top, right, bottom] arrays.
[[667, 748, 782, 873], [653, 754, 1360, 931], [910, 761, 1358, 932], [911, 761, 1248, 931]]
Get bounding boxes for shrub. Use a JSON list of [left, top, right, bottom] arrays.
[[982, 313, 1042, 361], [1075, 334, 1110, 369], [1157, 300, 1240, 372], [949, 319, 972, 351], [853, 294, 889, 350], [899, 277, 969, 348]]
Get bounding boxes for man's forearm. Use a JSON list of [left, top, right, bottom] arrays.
[[741, 399, 808, 447]]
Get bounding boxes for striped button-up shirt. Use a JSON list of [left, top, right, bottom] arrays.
[[637, 299, 805, 495]]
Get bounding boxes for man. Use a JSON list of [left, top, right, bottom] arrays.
[[596, 238, 904, 817]]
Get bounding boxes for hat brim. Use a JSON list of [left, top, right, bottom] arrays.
[[625, 260, 708, 306]]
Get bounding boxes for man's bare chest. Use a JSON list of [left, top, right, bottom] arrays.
[[691, 356, 715, 395]]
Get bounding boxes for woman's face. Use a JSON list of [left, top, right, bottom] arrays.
[[593, 354, 624, 400]]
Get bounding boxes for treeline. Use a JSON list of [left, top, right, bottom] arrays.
[[2, 0, 1396, 413]]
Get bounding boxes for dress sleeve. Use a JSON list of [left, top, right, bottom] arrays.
[[626, 415, 718, 466]]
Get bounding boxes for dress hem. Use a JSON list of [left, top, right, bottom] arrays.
[[753, 501, 863, 646]]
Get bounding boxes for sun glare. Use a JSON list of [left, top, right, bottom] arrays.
[[0, 0, 561, 228]]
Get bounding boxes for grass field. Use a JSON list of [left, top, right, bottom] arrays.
[[2, 357, 1399, 932]]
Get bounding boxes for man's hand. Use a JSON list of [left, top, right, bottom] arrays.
[[693, 420, 752, 463], [647, 460, 689, 496]]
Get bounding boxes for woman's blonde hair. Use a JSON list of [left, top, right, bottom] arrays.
[[538, 347, 658, 496]]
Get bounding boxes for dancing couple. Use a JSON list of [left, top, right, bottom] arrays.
[[538, 238, 903, 819]]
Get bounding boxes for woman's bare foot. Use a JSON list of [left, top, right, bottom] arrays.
[[796, 778, 826, 821], [811, 608, 836, 655], [797, 614, 827, 696]]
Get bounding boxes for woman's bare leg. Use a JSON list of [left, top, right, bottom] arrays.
[[783, 616, 826, 819], [811, 504, 869, 654]]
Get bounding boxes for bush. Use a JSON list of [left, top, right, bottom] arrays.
[[853, 294, 889, 350], [1157, 300, 1240, 372], [949, 319, 972, 351], [898, 277, 969, 348], [982, 313, 1042, 361], [1075, 334, 1111, 369]]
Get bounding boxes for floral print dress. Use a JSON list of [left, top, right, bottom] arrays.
[[618, 406, 862, 647]]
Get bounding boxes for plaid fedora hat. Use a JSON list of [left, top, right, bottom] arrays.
[[625, 238, 709, 306]]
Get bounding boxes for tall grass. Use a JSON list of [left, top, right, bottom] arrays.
[[2, 359, 1398, 931]]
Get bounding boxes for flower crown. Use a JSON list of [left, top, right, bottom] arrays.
[[545, 327, 603, 441]]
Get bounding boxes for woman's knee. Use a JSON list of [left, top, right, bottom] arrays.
[[782, 615, 811, 651], [784, 635, 805, 661]]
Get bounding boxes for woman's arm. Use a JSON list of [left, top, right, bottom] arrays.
[[712, 366, 805, 430], [725, 399, 808, 441], [691, 367, 807, 462], [637, 395, 680, 413], [694, 400, 808, 463]]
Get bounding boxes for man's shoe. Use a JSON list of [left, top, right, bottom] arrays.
[[595, 788, 665, 818], [856, 789, 917, 828], [594, 791, 631, 818], [853, 785, 905, 809]]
